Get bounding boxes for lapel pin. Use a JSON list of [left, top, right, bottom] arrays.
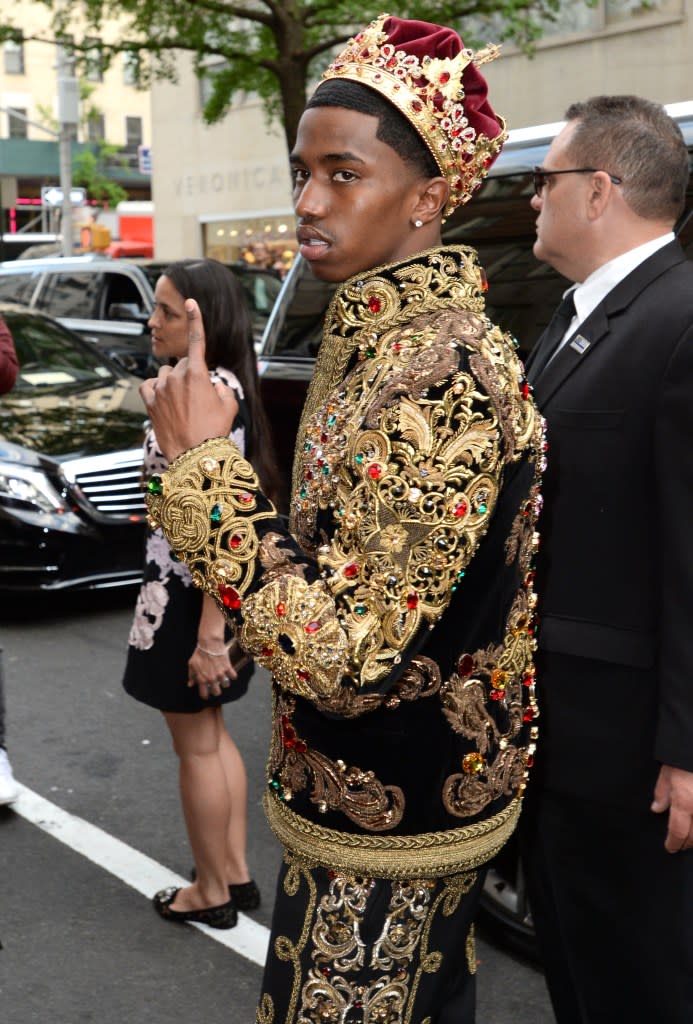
[[570, 335, 590, 355]]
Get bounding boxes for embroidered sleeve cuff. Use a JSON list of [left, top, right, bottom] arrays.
[[144, 436, 275, 602]]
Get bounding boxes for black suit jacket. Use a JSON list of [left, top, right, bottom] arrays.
[[526, 240, 693, 799]]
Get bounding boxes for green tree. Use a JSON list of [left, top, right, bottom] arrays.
[[72, 145, 128, 208], [1, 1, 589, 151], [34, 80, 129, 208]]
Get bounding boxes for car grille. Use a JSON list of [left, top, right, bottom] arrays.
[[61, 449, 146, 520]]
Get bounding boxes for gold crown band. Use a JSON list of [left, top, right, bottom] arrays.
[[322, 14, 506, 216], [264, 791, 522, 879]]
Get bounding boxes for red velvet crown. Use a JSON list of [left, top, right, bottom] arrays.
[[322, 13, 506, 215]]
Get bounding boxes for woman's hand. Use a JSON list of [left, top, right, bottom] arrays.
[[140, 299, 239, 461], [187, 643, 242, 701]]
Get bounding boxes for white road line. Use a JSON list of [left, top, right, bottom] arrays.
[[11, 783, 270, 967]]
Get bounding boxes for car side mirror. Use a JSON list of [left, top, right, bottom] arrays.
[[108, 302, 148, 324]]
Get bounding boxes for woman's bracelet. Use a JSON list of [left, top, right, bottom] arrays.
[[196, 643, 228, 657]]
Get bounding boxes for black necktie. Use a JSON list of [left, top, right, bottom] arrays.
[[528, 289, 577, 384]]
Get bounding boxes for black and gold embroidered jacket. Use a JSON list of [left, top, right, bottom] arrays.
[[147, 246, 544, 880]]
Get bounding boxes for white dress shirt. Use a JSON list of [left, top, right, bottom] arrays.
[[551, 232, 675, 359]]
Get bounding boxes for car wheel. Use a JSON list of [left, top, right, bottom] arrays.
[[478, 838, 539, 962]]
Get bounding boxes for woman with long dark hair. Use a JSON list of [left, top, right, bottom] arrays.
[[123, 258, 278, 928]]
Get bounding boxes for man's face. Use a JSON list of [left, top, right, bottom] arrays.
[[290, 105, 428, 283], [531, 121, 591, 280]]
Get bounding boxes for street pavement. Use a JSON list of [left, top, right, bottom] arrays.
[[0, 590, 555, 1023]]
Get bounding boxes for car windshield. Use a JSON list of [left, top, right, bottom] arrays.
[[4, 311, 117, 389]]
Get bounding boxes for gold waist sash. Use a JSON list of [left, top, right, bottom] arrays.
[[264, 791, 522, 880]]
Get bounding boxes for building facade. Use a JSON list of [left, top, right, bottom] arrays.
[[149, 0, 692, 263], [0, 0, 151, 253]]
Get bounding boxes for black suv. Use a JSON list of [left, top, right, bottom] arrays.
[[0, 256, 282, 378]]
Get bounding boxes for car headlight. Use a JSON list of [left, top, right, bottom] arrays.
[[0, 463, 68, 515]]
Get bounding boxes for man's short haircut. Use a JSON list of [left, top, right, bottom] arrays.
[[306, 79, 440, 180], [564, 95, 689, 222]]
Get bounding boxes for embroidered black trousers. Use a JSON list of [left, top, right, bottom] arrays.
[[255, 852, 484, 1024]]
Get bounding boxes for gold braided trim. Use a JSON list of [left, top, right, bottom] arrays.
[[264, 791, 521, 880]]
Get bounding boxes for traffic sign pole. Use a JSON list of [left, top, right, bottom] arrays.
[[57, 54, 79, 257]]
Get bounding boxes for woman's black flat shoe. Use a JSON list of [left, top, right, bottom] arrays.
[[152, 887, 237, 929], [230, 880, 261, 911], [190, 868, 261, 912]]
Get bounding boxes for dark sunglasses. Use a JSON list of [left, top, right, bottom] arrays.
[[532, 166, 623, 197]]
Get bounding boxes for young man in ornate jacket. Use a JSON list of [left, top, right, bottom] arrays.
[[141, 14, 544, 1023]]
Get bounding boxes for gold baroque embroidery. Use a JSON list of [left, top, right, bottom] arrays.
[[239, 574, 349, 700], [466, 925, 477, 976], [309, 656, 441, 719], [291, 246, 487, 503], [265, 791, 522, 879], [259, 531, 310, 581], [365, 337, 460, 426], [268, 857, 320, 1024], [299, 872, 452, 1024], [442, 746, 527, 819], [505, 481, 543, 568], [280, 248, 543, 693], [440, 589, 539, 817], [468, 332, 536, 464], [255, 994, 274, 1024], [298, 872, 431, 1024], [405, 872, 477, 1022], [273, 709, 405, 831], [296, 343, 503, 686], [145, 438, 274, 601]]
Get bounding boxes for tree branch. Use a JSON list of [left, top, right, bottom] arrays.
[[178, 0, 276, 29]]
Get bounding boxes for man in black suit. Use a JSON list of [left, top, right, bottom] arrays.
[[521, 95, 693, 1024]]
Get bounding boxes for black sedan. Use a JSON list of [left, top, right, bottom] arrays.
[[0, 303, 147, 592]]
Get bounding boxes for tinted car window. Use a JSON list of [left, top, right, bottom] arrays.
[[0, 271, 39, 305], [99, 272, 148, 318], [138, 260, 281, 344], [7, 311, 116, 388], [269, 272, 336, 359], [35, 272, 103, 319]]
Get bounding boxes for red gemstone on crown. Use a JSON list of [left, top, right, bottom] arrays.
[[367, 463, 382, 480], [229, 534, 242, 549], [344, 563, 359, 579], [368, 296, 382, 313], [276, 602, 287, 616], [406, 593, 419, 610]]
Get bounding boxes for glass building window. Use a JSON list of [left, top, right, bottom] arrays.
[[8, 108, 28, 139], [4, 40, 25, 75], [87, 113, 105, 142], [85, 38, 104, 83], [56, 36, 76, 75], [125, 116, 143, 149], [123, 53, 140, 87]]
